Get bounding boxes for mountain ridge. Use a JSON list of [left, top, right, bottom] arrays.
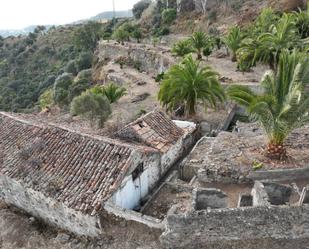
[[0, 10, 133, 37]]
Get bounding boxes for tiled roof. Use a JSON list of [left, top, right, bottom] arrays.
[[116, 111, 185, 153], [0, 112, 156, 216]]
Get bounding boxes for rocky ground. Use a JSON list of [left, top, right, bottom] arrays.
[[0, 202, 162, 249]]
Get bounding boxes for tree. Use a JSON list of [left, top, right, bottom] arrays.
[[190, 31, 208, 60], [89, 83, 127, 103], [133, 0, 151, 19], [113, 26, 130, 45], [223, 26, 243, 62], [227, 50, 309, 160], [172, 39, 194, 57], [74, 21, 103, 52], [131, 27, 143, 43], [70, 91, 111, 127], [158, 55, 225, 116]]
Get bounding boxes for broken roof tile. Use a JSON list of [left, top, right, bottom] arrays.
[[116, 111, 185, 153]]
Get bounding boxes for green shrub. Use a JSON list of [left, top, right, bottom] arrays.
[[75, 52, 92, 72], [155, 72, 165, 82], [208, 10, 217, 22], [39, 89, 53, 109], [70, 91, 111, 127], [65, 60, 78, 75], [53, 73, 74, 107], [162, 8, 177, 25], [203, 46, 212, 60], [159, 27, 170, 36]]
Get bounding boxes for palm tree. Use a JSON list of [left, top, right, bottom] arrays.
[[158, 55, 225, 116], [227, 50, 309, 160], [239, 13, 301, 70], [102, 83, 127, 103], [223, 26, 243, 62], [294, 5, 309, 39], [172, 39, 194, 57], [90, 83, 127, 104], [190, 31, 208, 60]]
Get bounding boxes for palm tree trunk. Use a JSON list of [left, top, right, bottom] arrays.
[[265, 142, 287, 160], [231, 52, 237, 62], [197, 52, 202, 60], [187, 100, 196, 116]]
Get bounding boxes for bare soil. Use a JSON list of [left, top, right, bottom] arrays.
[[142, 184, 192, 219]]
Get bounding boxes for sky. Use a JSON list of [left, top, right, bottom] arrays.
[[0, 0, 139, 30]]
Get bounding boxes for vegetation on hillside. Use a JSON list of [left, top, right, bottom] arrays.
[[225, 6, 309, 72], [0, 20, 119, 112]]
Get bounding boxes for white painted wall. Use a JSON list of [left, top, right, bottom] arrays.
[[112, 153, 161, 210], [112, 130, 196, 211], [173, 120, 196, 130]]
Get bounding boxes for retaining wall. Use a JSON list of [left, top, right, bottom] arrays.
[[160, 205, 309, 249]]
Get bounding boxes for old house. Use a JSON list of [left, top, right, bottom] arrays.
[[0, 111, 195, 237]]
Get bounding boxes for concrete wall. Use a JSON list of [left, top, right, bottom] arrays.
[[0, 176, 101, 237], [161, 205, 309, 249]]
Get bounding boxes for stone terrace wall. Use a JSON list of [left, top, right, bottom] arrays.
[[0, 176, 101, 237], [160, 205, 309, 249], [98, 42, 175, 75]]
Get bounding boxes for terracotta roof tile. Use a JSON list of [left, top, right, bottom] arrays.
[[0, 112, 156, 215], [116, 111, 185, 152]]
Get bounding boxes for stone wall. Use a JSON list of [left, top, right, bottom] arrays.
[[161, 205, 309, 249], [98, 42, 175, 75], [0, 176, 101, 237]]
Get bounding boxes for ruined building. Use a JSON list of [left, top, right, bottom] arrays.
[[0, 111, 196, 237]]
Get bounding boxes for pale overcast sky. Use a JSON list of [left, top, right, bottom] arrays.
[[0, 0, 140, 29]]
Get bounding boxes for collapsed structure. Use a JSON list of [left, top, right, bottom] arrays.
[[0, 111, 196, 237]]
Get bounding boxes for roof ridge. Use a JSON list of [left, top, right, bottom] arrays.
[[0, 112, 157, 153]]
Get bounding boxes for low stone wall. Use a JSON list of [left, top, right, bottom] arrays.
[[249, 167, 309, 182], [0, 176, 101, 237], [98, 42, 175, 75], [104, 202, 164, 230], [160, 205, 309, 249]]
